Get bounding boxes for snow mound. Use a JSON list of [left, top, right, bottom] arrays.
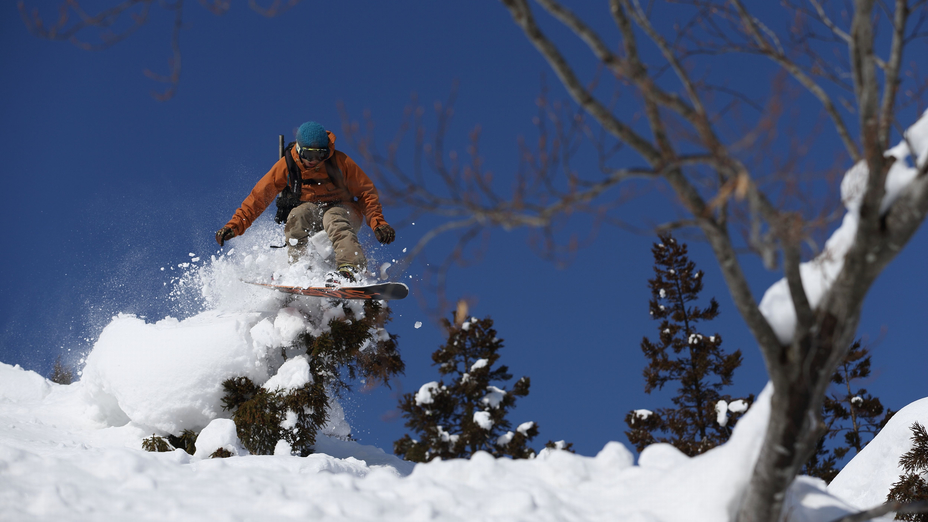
[[0, 362, 871, 521], [80, 311, 268, 433], [193, 418, 249, 458], [0, 362, 51, 403], [829, 397, 928, 512]]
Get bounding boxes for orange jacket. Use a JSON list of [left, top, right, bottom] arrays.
[[225, 131, 388, 235]]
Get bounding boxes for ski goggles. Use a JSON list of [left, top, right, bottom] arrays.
[[296, 143, 329, 162]]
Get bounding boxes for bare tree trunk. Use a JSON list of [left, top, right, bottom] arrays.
[[740, 321, 855, 520]]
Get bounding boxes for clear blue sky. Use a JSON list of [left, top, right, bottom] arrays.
[[2, 2, 926, 457]]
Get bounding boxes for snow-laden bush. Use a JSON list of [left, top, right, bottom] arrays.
[[395, 313, 557, 462]]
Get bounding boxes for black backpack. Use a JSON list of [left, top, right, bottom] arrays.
[[273, 135, 346, 224]]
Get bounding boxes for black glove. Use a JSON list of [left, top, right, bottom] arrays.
[[215, 227, 235, 246], [374, 224, 395, 245]]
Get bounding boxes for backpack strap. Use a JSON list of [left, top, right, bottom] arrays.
[[282, 141, 346, 196], [282, 142, 302, 196]]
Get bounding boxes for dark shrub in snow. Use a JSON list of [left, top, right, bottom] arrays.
[[396, 310, 556, 462], [222, 301, 402, 456], [887, 422, 928, 521]]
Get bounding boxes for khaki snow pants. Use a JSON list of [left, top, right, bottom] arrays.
[[284, 202, 366, 270]]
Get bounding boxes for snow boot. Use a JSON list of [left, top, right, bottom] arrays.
[[324, 263, 359, 288]]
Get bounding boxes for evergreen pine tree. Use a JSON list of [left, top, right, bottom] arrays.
[[802, 340, 895, 483], [394, 312, 546, 462], [802, 436, 842, 484], [887, 422, 928, 522], [221, 300, 403, 456], [624, 233, 751, 456]]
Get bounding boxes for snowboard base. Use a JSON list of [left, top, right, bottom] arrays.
[[243, 280, 409, 301]]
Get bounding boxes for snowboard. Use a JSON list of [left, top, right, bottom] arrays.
[[243, 280, 409, 301]]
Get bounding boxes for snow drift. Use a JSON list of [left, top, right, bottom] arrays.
[[1, 360, 877, 521]]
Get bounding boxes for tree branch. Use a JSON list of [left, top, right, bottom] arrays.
[[878, 0, 909, 148], [19, 0, 301, 100], [729, 0, 861, 162], [828, 500, 928, 522], [500, 0, 662, 164]]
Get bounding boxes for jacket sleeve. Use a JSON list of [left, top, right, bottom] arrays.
[[225, 158, 289, 235], [341, 153, 387, 230]]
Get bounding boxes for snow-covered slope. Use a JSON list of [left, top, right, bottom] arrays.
[[1, 359, 869, 522]]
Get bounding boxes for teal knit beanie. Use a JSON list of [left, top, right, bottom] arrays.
[[297, 121, 328, 147]]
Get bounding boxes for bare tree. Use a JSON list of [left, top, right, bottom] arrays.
[[18, 0, 302, 100], [343, 2, 928, 521]]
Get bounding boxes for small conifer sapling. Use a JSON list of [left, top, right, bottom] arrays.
[[142, 434, 172, 452], [802, 340, 894, 483], [395, 312, 550, 462], [887, 422, 928, 522], [625, 233, 751, 456]]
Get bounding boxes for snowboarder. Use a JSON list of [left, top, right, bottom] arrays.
[[215, 121, 395, 285]]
